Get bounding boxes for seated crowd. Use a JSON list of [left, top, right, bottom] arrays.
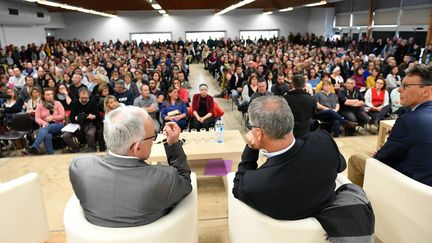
[[0, 38, 219, 155], [204, 33, 430, 137]]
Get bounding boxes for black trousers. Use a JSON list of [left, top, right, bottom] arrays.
[[190, 117, 215, 131]]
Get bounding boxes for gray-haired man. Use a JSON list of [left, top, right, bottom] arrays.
[[69, 106, 192, 227], [233, 96, 346, 220]]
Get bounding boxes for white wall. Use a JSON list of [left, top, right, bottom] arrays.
[[44, 12, 65, 29], [308, 8, 335, 37], [54, 8, 315, 42], [0, 24, 46, 46]]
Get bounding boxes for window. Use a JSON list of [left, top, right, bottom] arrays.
[[334, 14, 351, 27], [374, 9, 399, 25], [185, 31, 226, 42], [239, 30, 279, 41], [130, 32, 172, 43]]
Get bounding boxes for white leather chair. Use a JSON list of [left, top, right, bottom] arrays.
[[0, 173, 49, 243], [64, 172, 198, 243], [227, 172, 333, 243], [364, 158, 432, 243]]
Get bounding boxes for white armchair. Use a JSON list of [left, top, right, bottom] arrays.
[[364, 158, 432, 243], [0, 173, 49, 243], [64, 172, 198, 243], [227, 172, 330, 243]]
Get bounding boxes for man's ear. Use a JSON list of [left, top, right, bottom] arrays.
[[128, 142, 139, 156], [255, 128, 264, 145], [423, 86, 432, 97]]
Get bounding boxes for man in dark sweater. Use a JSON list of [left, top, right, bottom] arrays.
[[63, 87, 100, 152], [114, 79, 134, 106], [284, 75, 317, 138], [233, 96, 346, 220], [250, 79, 272, 103], [271, 73, 290, 96]]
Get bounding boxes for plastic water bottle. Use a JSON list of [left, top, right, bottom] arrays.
[[215, 118, 224, 143]]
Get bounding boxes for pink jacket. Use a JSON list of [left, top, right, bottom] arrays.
[[35, 101, 65, 126]]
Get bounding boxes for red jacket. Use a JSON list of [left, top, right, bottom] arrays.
[[192, 94, 214, 116]]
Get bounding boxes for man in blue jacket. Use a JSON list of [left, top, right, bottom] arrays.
[[349, 64, 432, 187]]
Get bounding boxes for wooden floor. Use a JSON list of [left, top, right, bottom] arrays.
[[0, 64, 378, 243]]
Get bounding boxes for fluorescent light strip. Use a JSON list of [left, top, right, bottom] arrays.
[[151, 4, 162, 10], [305, 1, 327, 7], [24, 0, 116, 17], [372, 25, 397, 28], [263, 11, 273, 15], [215, 0, 255, 16], [158, 10, 166, 14], [279, 7, 293, 12]]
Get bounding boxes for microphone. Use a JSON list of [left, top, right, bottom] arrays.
[[155, 138, 186, 144]]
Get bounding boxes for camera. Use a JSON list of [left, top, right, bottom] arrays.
[[76, 112, 88, 124]]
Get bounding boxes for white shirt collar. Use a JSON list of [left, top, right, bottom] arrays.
[[411, 103, 424, 111], [260, 138, 296, 158], [108, 150, 139, 159]]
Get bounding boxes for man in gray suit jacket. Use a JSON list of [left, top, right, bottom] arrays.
[[69, 105, 192, 227]]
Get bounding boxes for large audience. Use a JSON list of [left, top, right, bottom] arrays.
[[0, 33, 430, 155]]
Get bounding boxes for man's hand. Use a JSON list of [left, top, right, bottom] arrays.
[[163, 122, 180, 145], [87, 114, 96, 120], [245, 131, 259, 150], [147, 104, 156, 113]]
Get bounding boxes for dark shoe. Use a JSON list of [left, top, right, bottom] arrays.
[[343, 120, 358, 129], [24, 147, 39, 155]]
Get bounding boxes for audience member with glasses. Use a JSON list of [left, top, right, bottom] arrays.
[[69, 105, 192, 227], [349, 64, 432, 187]]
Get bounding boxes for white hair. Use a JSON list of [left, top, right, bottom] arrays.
[[103, 106, 149, 155]]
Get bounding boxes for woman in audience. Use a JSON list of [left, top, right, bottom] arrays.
[[55, 83, 72, 117], [160, 86, 188, 130], [92, 73, 113, 96], [172, 79, 189, 104], [124, 72, 139, 98], [46, 77, 57, 89], [235, 73, 258, 112], [190, 84, 215, 131], [308, 68, 320, 90], [44, 73, 55, 87], [265, 71, 274, 91], [352, 67, 366, 92], [363, 61, 375, 80], [303, 74, 314, 96], [330, 66, 344, 93], [285, 70, 294, 86], [96, 84, 110, 114], [103, 95, 124, 114], [23, 87, 42, 117], [364, 78, 390, 125], [315, 73, 335, 94], [3, 87, 24, 126], [315, 80, 354, 137], [26, 88, 65, 155], [386, 65, 401, 91], [63, 73, 72, 87], [365, 68, 379, 89]]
